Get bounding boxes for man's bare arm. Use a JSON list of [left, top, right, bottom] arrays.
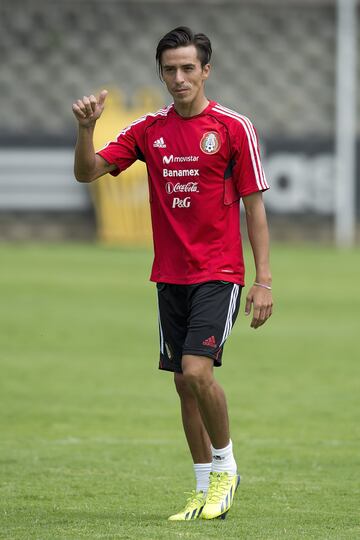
[[242, 191, 273, 329], [72, 90, 117, 182]]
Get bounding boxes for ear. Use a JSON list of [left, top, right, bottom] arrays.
[[202, 63, 211, 81]]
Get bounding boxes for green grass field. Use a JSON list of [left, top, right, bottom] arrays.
[[0, 243, 359, 539]]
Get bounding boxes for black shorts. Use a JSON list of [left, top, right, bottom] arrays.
[[156, 280, 242, 373]]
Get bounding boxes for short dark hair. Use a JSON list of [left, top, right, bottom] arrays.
[[156, 26, 212, 77]]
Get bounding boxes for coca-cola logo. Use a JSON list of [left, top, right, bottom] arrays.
[[165, 182, 199, 194]]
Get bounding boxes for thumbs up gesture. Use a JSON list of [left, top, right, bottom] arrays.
[[72, 89, 108, 127]]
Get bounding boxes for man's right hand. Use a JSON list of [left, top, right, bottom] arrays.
[[72, 89, 108, 127]]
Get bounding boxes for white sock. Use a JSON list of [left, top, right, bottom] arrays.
[[193, 462, 212, 493], [211, 439, 237, 476]]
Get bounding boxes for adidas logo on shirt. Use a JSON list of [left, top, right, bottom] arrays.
[[153, 137, 166, 148]]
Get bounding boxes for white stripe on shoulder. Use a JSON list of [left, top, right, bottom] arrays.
[[213, 105, 268, 190], [98, 104, 172, 152], [215, 104, 269, 190], [215, 104, 257, 143], [118, 104, 172, 137]]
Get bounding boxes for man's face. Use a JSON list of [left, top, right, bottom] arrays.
[[160, 45, 210, 105]]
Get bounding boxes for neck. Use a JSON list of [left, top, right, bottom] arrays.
[[174, 95, 209, 118]]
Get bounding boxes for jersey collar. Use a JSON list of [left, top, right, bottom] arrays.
[[171, 100, 216, 120]]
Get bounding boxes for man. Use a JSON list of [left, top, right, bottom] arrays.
[[73, 26, 273, 521]]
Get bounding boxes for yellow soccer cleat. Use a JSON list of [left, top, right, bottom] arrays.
[[168, 490, 206, 521], [201, 472, 241, 520]]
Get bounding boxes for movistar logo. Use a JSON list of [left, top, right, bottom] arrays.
[[163, 155, 199, 165]]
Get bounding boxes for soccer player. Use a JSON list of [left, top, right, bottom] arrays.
[[73, 26, 273, 521]]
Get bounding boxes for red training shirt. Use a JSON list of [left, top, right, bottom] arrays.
[[97, 100, 269, 285]]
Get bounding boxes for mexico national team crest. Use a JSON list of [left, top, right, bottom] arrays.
[[200, 131, 221, 154]]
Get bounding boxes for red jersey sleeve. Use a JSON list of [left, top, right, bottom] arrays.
[[96, 121, 144, 177], [231, 118, 269, 197]]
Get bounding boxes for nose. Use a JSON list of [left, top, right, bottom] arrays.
[[174, 68, 185, 85]]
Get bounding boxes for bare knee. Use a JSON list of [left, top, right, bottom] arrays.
[[181, 356, 214, 395]]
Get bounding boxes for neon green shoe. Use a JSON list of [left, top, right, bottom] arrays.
[[201, 472, 241, 520], [168, 490, 206, 521]]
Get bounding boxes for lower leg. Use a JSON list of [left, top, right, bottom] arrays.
[[174, 373, 212, 492], [197, 378, 230, 449], [174, 372, 212, 463], [181, 355, 230, 449], [181, 355, 237, 475]]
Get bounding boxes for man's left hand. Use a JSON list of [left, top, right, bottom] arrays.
[[245, 285, 273, 329]]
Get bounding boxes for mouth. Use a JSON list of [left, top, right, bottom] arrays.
[[174, 88, 189, 94]]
